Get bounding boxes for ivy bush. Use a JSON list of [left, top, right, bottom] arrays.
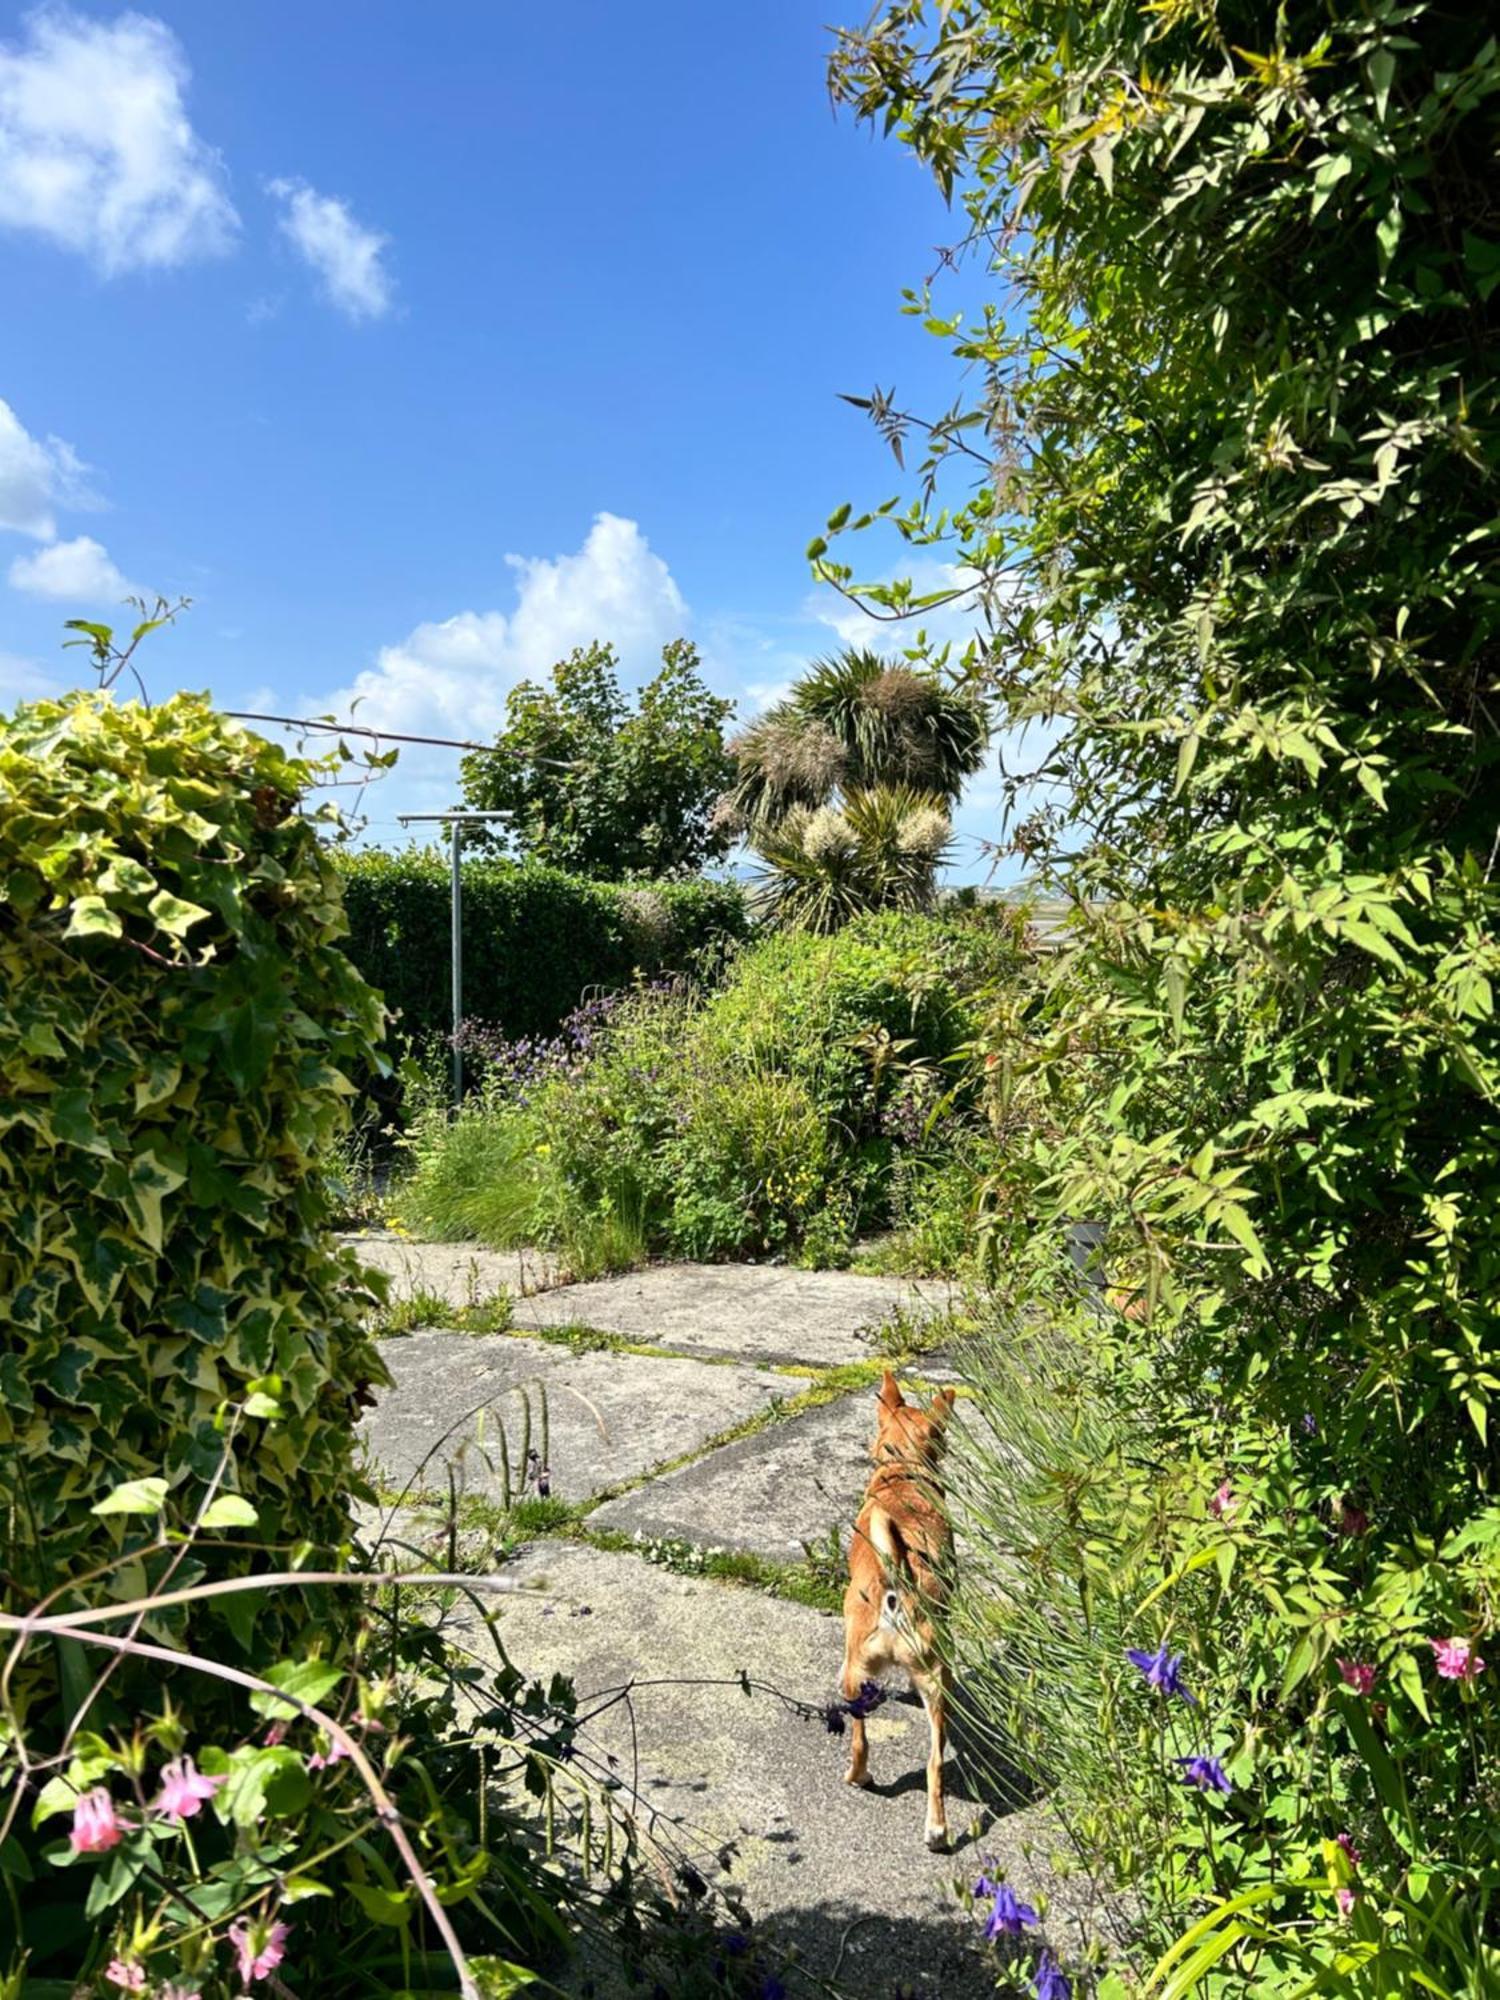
[[0, 691, 393, 1974], [827, 1, 1499, 1992], [336, 847, 749, 1051]]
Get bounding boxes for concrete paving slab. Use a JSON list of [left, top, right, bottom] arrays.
[[591, 1388, 886, 1562], [362, 1331, 789, 1506], [467, 1540, 1097, 1998], [511, 1262, 952, 1367], [342, 1232, 556, 1305]]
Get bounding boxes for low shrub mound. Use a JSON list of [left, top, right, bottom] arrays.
[[394, 908, 1024, 1272]]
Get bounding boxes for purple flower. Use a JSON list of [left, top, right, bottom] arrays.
[[982, 1883, 1039, 1939], [972, 1870, 998, 1899], [1301, 1412, 1318, 1435], [845, 1680, 886, 1719], [1126, 1644, 1196, 1703], [1034, 1952, 1072, 2000], [759, 1979, 787, 2000], [1177, 1754, 1232, 1795]]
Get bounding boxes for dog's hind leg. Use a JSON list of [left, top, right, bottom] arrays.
[[913, 1662, 950, 1851], [841, 1642, 872, 1788]]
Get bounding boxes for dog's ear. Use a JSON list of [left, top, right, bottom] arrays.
[[930, 1386, 958, 1422], [878, 1369, 905, 1412]]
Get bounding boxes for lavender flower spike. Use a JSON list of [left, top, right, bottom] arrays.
[[1125, 1643, 1196, 1703]]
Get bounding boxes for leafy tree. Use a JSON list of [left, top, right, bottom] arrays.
[[723, 648, 987, 926], [459, 638, 735, 879], [827, 1, 1499, 1991]]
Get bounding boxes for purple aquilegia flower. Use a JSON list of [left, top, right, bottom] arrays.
[[1125, 1643, 1196, 1703], [982, 1883, 1039, 1940], [1300, 1412, 1319, 1435], [972, 1869, 998, 1900], [845, 1680, 886, 1719], [1034, 1952, 1072, 2000], [1177, 1754, 1233, 1795]]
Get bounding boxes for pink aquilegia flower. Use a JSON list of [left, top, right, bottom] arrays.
[[1335, 1886, 1357, 1917], [105, 1962, 146, 1993], [70, 1787, 123, 1854], [228, 1917, 290, 1985], [1337, 1658, 1377, 1695], [1209, 1481, 1238, 1521], [154, 1756, 225, 1822], [1336, 1832, 1361, 1867], [158, 1985, 203, 2000], [307, 1735, 350, 1771], [1430, 1636, 1486, 1682]]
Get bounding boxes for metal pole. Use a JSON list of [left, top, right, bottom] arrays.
[[450, 819, 463, 1105]]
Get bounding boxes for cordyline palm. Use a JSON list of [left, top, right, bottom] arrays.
[[721, 649, 989, 834], [719, 650, 987, 930]]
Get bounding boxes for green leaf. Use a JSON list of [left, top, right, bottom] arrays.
[[147, 889, 212, 940], [63, 897, 123, 941], [248, 1658, 343, 1721], [347, 1880, 414, 1926], [200, 1494, 258, 1530], [1368, 44, 1396, 120], [91, 1476, 169, 1517]]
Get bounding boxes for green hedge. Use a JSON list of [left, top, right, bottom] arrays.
[[336, 848, 749, 1044]]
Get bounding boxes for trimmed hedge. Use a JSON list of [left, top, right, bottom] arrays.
[[336, 847, 750, 1044]]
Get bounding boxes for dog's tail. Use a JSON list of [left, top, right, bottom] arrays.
[[868, 1506, 947, 1624]]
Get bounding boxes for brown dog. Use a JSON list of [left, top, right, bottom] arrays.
[[840, 1370, 957, 1850]]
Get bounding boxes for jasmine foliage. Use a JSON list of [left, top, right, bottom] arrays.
[[828, 2, 1499, 1992], [393, 910, 1018, 1271]]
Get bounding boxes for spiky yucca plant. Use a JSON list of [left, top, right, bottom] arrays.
[[751, 784, 954, 933], [723, 650, 985, 928]]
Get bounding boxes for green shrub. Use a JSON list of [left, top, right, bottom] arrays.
[[0, 691, 387, 1648], [393, 911, 1015, 1271], [337, 847, 748, 1049]]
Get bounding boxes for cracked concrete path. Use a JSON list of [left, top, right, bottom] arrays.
[[362, 1329, 790, 1505], [350, 1242, 1072, 1997], [511, 1262, 953, 1368], [344, 1231, 558, 1304], [462, 1542, 1093, 2000]]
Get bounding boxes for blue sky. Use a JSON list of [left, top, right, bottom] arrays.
[[0, 1, 1022, 878]]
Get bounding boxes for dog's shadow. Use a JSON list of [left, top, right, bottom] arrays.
[[859, 1683, 1040, 1852]]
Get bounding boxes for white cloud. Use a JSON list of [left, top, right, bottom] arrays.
[[268, 177, 392, 321], [0, 648, 65, 703], [0, 395, 92, 537], [298, 513, 689, 829], [0, 8, 236, 274], [8, 532, 140, 602]]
